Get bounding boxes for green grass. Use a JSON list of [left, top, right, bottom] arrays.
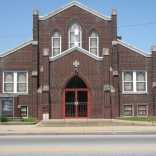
[[0, 116, 37, 124], [0, 116, 9, 122], [22, 117, 37, 123], [119, 116, 156, 122]]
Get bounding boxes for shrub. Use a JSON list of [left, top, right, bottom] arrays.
[[22, 117, 37, 123], [0, 116, 8, 122]]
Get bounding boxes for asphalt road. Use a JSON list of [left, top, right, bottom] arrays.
[[0, 135, 156, 156]]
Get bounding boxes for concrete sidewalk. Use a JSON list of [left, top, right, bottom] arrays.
[[0, 124, 156, 135]]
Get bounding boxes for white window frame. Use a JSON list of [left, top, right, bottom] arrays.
[[51, 32, 61, 57], [68, 23, 82, 49], [137, 104, 148, 116], [122, 71, 147, 94], [3, 71, 28, 94], [89, 32, 99, 56], [20, 105, 28, 118], [123, 104, 134, 116], [3, 72, 14, 93]]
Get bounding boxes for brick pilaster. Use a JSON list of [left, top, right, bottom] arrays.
[[151, 45, 156, 115], [32, 10, 39, 118]]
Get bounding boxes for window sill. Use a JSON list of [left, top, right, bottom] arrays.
[[122, 92, 148, 95], [120, 115, 134, 117], [2, 92, 29, 96]]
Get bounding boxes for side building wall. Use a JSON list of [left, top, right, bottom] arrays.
[[0, 43, 34, 118]]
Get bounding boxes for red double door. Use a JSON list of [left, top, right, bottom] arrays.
[[64, 89, 88, 118]]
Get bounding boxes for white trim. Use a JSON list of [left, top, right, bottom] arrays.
[[3, 72, 14, 94], [13, 97, 14, 118], [122, 71, 148, 94], [20, 105, 28, 118], [49, 46, 103, 61], [32, 41, 38, 45], [39, 1, 111, 21], [137, 104, 148, 116], [89, 32, 99, 57], [68, 23, 82, 48], [3, 71, 29, 94], [51, 32, 62, 57], [0, 40, 33, 57], [113, 39, 151, 57], [123, 104, 134, 116]]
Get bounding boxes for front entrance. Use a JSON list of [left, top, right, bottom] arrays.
[[64, 76, 89, 118]]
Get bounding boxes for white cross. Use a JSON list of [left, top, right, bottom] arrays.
[[73, 60, 80, 68]]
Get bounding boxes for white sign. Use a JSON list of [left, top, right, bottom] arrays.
[[43, 113, 49, 121]]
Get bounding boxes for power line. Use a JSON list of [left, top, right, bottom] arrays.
[[0, 21, 155, 39], [118, 21, 156, 28]]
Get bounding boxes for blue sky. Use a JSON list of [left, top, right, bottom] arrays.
[[0, 0, 156, 53]]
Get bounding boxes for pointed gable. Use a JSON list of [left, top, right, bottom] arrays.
[[39, 1, 111, 21]]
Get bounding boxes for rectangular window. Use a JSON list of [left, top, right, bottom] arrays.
[[3, 72, 14, 93], [17, 72, 27, 93], [136, 72, 146, 92], [52, 38, 61, 56], [3, 71, 28, 94], [122, 71, 147, 93], [137, 104, 148, 116], [89, 32, 99, 56], [123, 71, 133, 92], [123, 104, 133, 116], [52, 32, 61, 57], [20, 105, 28, 118]]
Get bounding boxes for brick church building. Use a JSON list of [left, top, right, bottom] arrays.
[[0, 1, 156, 120]]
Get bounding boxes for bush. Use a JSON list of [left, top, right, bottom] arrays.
[[0, 116, 8, 122], [22, 117, 37, 123]]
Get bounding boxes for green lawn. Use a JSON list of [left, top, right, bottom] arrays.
[[0, 116, 37, 124]]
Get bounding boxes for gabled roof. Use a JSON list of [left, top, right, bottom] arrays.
[[114, 39, 151, 57], [49, 46, 103, 61], [0, 40, 33, 57], [39, 1, 111, 21]]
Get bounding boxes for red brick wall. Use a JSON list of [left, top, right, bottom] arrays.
[[0, 4, 155, 120], [117, 44, 153, 116], [0, 44, 34, 117], [38, 6, 114, 118]]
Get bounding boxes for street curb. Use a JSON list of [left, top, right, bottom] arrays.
[[1, 132, 156, 136]]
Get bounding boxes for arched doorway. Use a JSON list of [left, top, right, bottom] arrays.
[[64, 76, 89, 118]]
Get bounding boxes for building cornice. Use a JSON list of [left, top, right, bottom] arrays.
[[49, 46, 103, 61], [0, 40, 34, 57], [112, 39, 151, 57], [39, 1, 111, 21]]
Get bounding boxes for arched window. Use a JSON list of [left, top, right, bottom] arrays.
[[89, 31, 99, 56], [69, 23, 82, 48], [52, 31, 61, 57]]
